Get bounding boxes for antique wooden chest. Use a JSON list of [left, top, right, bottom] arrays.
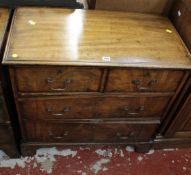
[[3, 7, 191, 154]]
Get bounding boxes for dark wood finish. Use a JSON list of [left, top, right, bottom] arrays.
[[23, 120, 92, 143], [157, 72, 190, 134], [179, 5, 191, 51], [13, 66, 102, 93], [0, 144, 19, 157], [0, 0, 84, 8], [106, 69, 184, 92], [0, 8, 19, 157], [22, 120, 159, 143], [87, 0, 96, 9], [165, 76, 191, 138], [170, 0, 187, 31], [170, 0, 191, 51], [157, 0, 191, 148], [20, 141, 153, 156], [18, 95, 171, 120], [0, 124, 13, 143], [95, 0, 174, 15], [154, 136, 191, 149], [93, 121, 158, 142]]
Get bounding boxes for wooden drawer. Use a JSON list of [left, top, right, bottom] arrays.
[[170, 0, 191, 52], [19, 95, 171, 120], [106, 69, 183, 92], [0, 125, 13, 144], [23, 120, 159, 142], [95, 96, 170, 119], [13, 67, 102, 93], [23, 121, 92, 142], [93, 122, 158, 142]]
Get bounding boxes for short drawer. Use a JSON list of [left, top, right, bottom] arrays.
[[23, 120, 159, 143], [13, 67, 102, 93], [0, 125, 13, 144], [19, 95, 171, 120], [106, 69, 184, 92]]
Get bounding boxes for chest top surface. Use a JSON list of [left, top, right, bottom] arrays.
[[0, 8, 9, 50], [3, 7, 191, 69]]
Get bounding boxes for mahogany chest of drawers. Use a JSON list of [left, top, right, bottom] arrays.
[[3, 8, 191, 154]]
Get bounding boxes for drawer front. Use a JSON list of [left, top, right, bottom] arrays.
[[93, 122, 158, 142], [0, 125, 13, 144], [95, 96, 170, 119], [106, 69, 183, 92], [14, 67, 102, 92], [23, 120, 159, 142], [20, 97, 95, 120], [19, 96, 171, 120], [23, 121, 93, 142]]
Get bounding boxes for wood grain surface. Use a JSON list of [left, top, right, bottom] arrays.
[[3, 8, 191, 69]]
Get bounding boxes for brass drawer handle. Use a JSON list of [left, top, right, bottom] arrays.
[[132, 79, 158, 91], [52, 113, 64, 116], [47, 78, 54, 84], [64, 79, 73, 84], [52, 136, 64, 139], [124, 106, 144, 115], [119, 136, 130, 140], [47, 78, 73, 91], [48, 131, 69, 139], [63, 107, 70, 112], [47, 106, 71, 116], [50, 88, 66, 91], [116, 131, 135, 140]]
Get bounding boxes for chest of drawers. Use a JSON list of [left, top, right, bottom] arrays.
[[3, 8, 191, 155]]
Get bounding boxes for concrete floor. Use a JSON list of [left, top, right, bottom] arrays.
[[0, 146, 191, 175]]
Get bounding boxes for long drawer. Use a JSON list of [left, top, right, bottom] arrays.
[[106, 69, 183, 92], [18, 95, 171, 120], [22, 120, 159, 143], [0, 124, 13, 144], [13, 67, 103, 93]]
